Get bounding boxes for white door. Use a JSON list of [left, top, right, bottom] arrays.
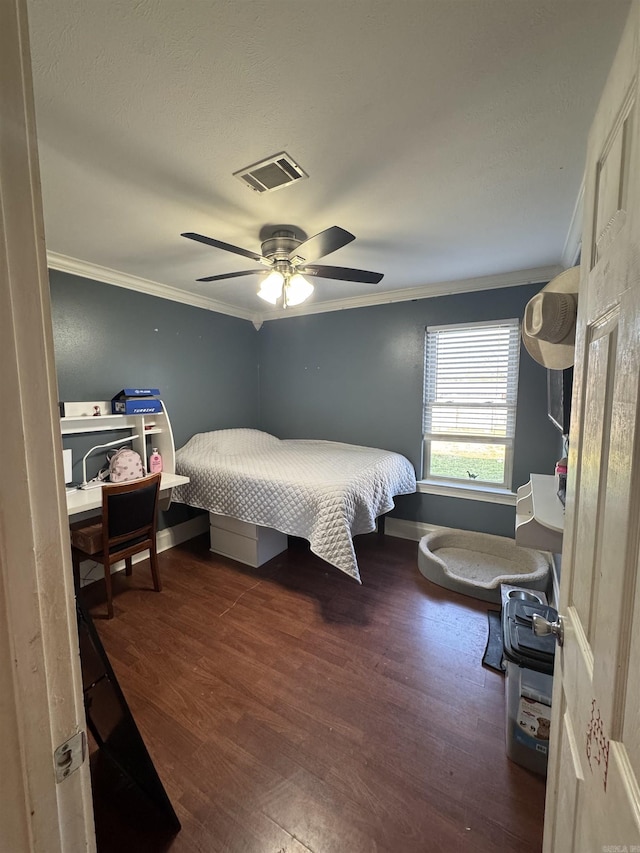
[[0, 0, 95, 850], [543, 2, 640, 850]]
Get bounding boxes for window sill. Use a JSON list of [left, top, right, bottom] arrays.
[[416, 480, 517, 506]]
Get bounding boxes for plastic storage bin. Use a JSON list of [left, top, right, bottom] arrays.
[[504, 661, 553, 775], [502, 596, 556, 776]]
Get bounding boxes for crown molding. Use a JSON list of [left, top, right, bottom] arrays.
[[46, 252, 255, 321], [561, 179, 584, 269], [47, 252, 561, 327], [256, 264, 563, 322]]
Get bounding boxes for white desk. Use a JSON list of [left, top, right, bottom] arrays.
[[61, 400, 186, 517], [515, 473, 564, 552], [66, 472, 189, 517]]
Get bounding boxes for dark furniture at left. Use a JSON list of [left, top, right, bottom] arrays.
[[71, 472, 162, 619]]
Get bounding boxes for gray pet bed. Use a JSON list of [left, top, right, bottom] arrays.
[[418, 528, 550, 603]]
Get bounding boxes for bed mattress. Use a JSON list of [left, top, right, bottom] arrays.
[[172, 429, 416, 582]]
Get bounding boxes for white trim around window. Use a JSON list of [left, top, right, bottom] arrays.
[[416, 479, 517, 505], [422, 318, 521, 491]]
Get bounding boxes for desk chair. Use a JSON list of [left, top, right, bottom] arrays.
[[70, 473, 162, 619]]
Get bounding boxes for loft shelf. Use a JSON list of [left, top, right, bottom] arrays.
[[61, 420, 134, 435], [60, 410, 139, 435], [60, 400, 178, 511]]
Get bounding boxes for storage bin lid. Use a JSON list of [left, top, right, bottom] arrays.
[[502, 598, 557, 674]]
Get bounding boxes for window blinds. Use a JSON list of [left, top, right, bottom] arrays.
[[423, 320, 520, 443]]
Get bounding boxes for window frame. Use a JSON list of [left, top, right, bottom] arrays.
[[422, 318, 521, 492]]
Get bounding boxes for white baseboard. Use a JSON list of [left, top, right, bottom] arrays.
[[78, 513, 208, 586], [78, 513, 508, 584], [384, 517, 445, 542], [384, 516, 518, 545]]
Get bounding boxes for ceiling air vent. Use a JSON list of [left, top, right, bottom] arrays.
[[233, 152, 308, 193]]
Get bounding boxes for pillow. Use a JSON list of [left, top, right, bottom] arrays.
[[180, 429, 280, 456]]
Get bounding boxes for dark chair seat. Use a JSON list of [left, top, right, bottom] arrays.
[[71, 473, 162, 619]]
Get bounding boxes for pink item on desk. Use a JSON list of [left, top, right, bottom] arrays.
[[149, 448, 163, 474]]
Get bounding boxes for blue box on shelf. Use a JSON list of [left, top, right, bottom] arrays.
[[111, 389, 162, 415], [114, 388, 160, 397]]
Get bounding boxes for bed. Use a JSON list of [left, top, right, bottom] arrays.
[[171, 429, 417, 582]]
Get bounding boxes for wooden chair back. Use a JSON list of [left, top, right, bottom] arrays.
[[71, 473, 163, 619]]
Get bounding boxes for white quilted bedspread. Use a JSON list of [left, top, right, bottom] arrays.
[[172, 429, 416, 582]]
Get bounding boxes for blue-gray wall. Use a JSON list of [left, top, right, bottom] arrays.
[[258, 283, 560, 537], [51, 271, 260, 447], [50, 271, 560, 538], [50, 270, 260, 527]]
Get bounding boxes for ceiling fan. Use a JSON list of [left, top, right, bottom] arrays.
[[181, 226, 384, 308]]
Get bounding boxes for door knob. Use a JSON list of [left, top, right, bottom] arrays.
[[532, 613, 564, 647]]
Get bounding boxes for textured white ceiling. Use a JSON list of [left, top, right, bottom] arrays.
[[27, 0, 630, 321]]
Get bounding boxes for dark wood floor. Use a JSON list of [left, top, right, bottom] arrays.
[[84, 532, 546, 853]]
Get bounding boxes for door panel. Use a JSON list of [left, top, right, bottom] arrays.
[[544, 3, 640, 850], [571, 324, 614, 637], [592, 100, 634, 266]]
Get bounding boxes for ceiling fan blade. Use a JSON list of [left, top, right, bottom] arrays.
[[290, 226, 355, 264], [299, 264, 384, 284], [196, 269, 270, 283], [182, 232, 271, 265]]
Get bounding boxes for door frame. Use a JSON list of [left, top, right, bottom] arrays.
[[0, 0, 96, 849]]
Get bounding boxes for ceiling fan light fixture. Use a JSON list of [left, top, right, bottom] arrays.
[[285, 273, 314, 307], [257, 270, 284, 304], [183, 224, 383, 301]]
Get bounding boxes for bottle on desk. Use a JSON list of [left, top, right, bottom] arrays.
[[149, 448, 163, 474], [555, 457, 567, 506]]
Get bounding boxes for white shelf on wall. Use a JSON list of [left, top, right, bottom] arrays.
[[61, 421, 134, 435], [515, 473, 564, 554], [60, 400, 178, 511]]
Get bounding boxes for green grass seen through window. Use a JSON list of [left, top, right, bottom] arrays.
[[429, 442, 505, 483]]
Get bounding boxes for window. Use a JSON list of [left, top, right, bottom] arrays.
[[423, 319, 520, 491]]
